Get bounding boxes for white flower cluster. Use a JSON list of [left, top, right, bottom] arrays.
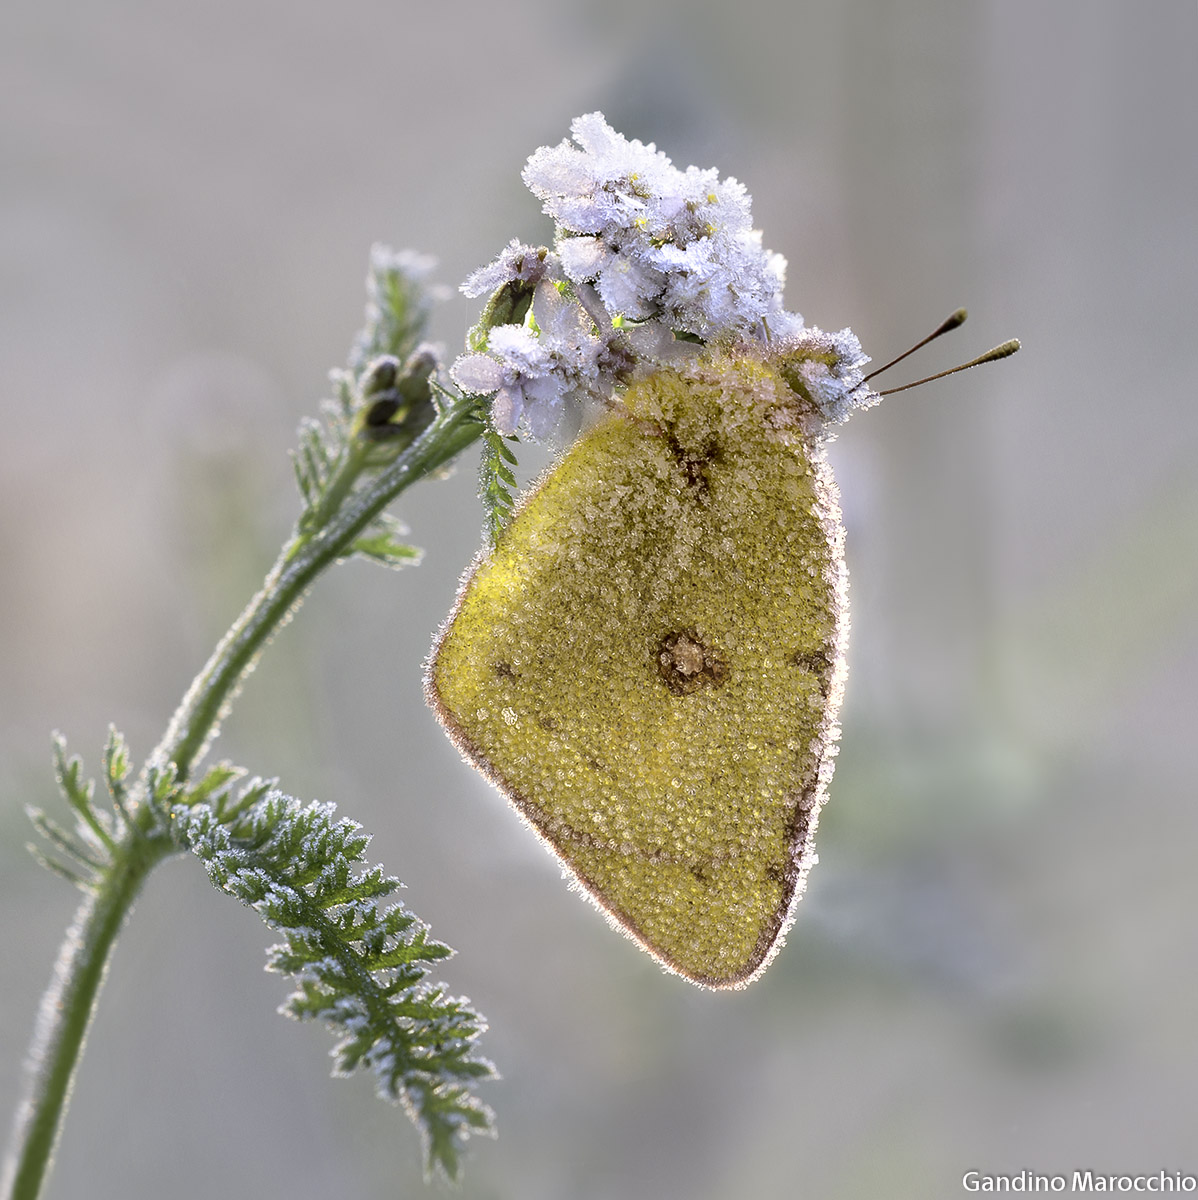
[[523, 111, 795, 341], [452, 113, 874, 437]]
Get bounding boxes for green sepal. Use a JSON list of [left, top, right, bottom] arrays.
[[465, 250, 551, 354], [467, 280, 536, 353]]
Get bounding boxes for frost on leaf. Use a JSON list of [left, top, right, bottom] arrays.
[[174, 789, 495, 1182]]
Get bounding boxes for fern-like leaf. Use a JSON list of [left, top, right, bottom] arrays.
[[25, 806, 106, 887], [52, 733, 115, 855], [293, 416, 335, 508], [174, 789, 496, 1181], [184, 760, 246, 808], [349, 511, 424, 570], [479, 425, 520, 547], [350, 245, 437, 373], [102, 725, 135, 826], [28, 734, 129, 888]]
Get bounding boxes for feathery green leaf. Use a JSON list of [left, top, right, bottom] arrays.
[[350, 510, 424, 570], [52, 734, 114, 854], [25, 842, 96, 890], [479, 425, 521, 547], [175, 788, 496, 1181], [31, 732, 145, 887], [350, 246, 436, 372], [102, 726, 134, 825], [25, 807, 106, 875]]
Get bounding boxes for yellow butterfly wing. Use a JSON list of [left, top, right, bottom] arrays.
[[427, 354, 847, 987]]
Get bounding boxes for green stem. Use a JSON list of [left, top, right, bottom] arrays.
[[3, 393, 483, 1200], [296, 444, 365, 541], [3, 826, 172, 1200], [156, 392, 480, 779]]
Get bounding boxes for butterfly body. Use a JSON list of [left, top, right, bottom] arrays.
[[427, 352, 847, 987]]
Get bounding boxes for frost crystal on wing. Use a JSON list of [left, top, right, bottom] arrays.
[[453, 112, 876, 438]]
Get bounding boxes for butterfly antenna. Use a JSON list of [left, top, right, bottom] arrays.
[[875, 339, 1020, 396], [862, 308, 968, 384]]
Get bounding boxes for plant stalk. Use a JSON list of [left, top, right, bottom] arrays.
[[2, 393, 482, 1200], [2, 826, 171, 1200], [156, 393, 480, 779]]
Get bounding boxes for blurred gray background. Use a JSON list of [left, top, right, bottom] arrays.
[[2, 1, 1195, 1197]]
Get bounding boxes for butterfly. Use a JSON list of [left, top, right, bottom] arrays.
[[424, 303, 1018, 988], [425, 342, 855, 986]]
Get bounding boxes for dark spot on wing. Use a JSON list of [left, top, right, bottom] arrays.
[[656, 630, 729, 695]]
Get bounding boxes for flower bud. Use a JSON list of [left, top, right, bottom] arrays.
[[354, 346, 440, 456], [360, 354, 401, 398]]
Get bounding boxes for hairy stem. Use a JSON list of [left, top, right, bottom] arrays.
[[3, 392, 482, 1200], [156, 392, 480, 778], [2, 826, 172, 1200]]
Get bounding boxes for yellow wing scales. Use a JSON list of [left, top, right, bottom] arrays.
[[427, 354, 847, 987]]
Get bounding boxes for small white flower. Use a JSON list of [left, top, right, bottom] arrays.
[[449, 352, 506, 397], [461, 240, 558, 299], [451, 324, 553, 436], [762, 308, 807, 341], [555, 236, 606, 281], [530, 279, 602, 378], [450, 280, 606, 438], [593, 253, 666, 322]]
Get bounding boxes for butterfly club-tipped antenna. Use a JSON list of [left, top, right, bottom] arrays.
[[864, 308, 1020, 397]]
